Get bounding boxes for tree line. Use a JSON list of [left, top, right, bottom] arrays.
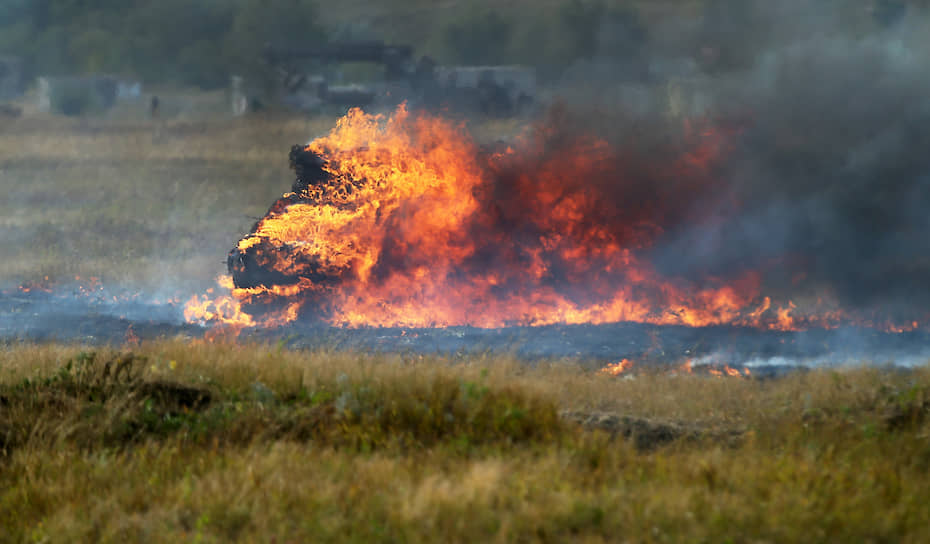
[[0, 0, 643, 89]]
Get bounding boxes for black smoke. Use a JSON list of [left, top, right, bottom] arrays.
[[600, 1, 930, 320]]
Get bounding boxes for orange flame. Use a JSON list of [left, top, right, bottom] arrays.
[[184, 276, 256, 329], [184, 106, 929, 333], [124, 324, 139, 346], [600, 358, 634, 376]]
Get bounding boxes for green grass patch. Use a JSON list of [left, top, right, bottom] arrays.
[[0, 348, 563, 456]]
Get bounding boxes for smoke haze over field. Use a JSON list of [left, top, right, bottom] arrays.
[[689, 32, 930, 314], [553, 1, 930, 321]]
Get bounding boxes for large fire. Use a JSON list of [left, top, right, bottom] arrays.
[[184, 105, 921, 332]]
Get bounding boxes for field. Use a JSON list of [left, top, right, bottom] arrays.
[[2, 342, 930, 542], [2, 112, 930, 542], [0, 111, 336, 291]]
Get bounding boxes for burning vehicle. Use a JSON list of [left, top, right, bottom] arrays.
[[185, 102, 928, 337], [194, 105, 762, 329]]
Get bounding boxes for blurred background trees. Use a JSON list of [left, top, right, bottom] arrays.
[[1, 0, 924, 92], [0, 0, 652, 89], [0, 0, 324, 89], [433, 1, 647, 81]]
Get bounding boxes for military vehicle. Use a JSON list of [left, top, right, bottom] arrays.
[[253, 40, 536, 116]]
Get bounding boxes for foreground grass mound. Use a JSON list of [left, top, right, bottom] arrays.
[[1, 341, 930, 542], [0, 349, 559, 454]]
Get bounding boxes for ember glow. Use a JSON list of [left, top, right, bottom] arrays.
[[598, 358, 756, 378], [601, 359, 634, 376], [184, 105, 924, 332]]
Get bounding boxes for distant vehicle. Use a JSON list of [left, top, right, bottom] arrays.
[[434, 65, 536, 117], [0, 103, 22, 118], [37, 75, 118, 115], [253, 40, 536, 117], [36, 75, 142, 116]]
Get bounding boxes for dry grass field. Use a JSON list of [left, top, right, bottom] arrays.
[[0, 112, 338, 292], [1, 342, 930, 542], [2, 112, 929, 542]]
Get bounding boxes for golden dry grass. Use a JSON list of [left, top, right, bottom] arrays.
[[1, 341, 929, 542], [0, 113, 339, 290]]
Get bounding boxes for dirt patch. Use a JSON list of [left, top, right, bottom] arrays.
[[133, 381, 212, 411], [561, 410, 744, 451]]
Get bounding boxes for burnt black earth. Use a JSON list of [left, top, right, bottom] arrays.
[[2, 285, 928, 378]]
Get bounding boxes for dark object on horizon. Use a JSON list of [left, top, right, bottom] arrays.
[[0, 103, 22, 118], [38, 75, 118, 115], [150, 95, 160, 118], [318, 82, 377, 108], [265, 41, 415, 81], [263, 40, 535, 117]]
